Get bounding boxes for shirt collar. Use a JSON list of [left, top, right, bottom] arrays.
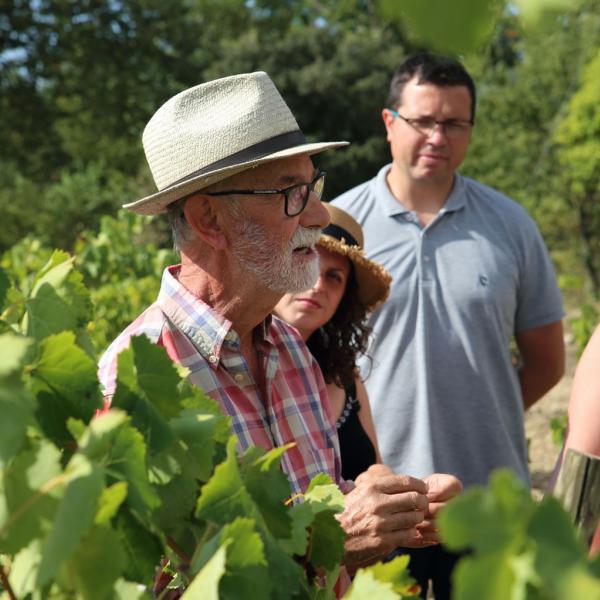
[[157, 266, 270, 365], [374, 164, 467, 217]]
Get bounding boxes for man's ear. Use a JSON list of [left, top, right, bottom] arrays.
[[381, 108, 396, 143], [183, 195, 229, 250]]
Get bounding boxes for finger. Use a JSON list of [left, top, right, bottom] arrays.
[[376, 490, 429, 515], [390, 527, 440, 548], [370, 474, 429, 496], [416, 519, 439, 534], [385, 509, 426, 532], [354, 464, 395, 486], [423, 474, 462, 501], [416, 529, 441, 544], [425, 501, 447, 519]]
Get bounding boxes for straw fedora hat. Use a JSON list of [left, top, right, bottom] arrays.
[[318, 204, 392, 311], [124, 72, 349, 215]]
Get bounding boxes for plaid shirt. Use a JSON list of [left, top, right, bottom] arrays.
[[98, 266, 344, 496]]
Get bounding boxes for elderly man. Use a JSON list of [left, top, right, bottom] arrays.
[[98, 71, 461, 571]]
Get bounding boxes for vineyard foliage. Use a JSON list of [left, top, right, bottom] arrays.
[[0, 251, 421, 598], [438, 470, 600, 599], [1, 224, 600, 597], [1, 213, 176, 352]]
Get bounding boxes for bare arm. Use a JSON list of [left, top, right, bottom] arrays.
[[515, 320, 565, 410], [355, 377, 382, 463], [565, 324, 600, 456]]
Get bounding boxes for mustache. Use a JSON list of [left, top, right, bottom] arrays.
[[290, 227, 321, 249]]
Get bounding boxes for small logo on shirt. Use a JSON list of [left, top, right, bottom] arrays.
[[479, 275, 489, 286]]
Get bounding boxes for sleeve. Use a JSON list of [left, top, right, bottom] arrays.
[[514, 215, 565, 332]]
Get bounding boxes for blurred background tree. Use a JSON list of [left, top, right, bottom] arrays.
[[1, 0, 599, 313]]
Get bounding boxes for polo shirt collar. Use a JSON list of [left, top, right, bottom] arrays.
[[374, 164, 467, 217], [157, 266, 270, 365]]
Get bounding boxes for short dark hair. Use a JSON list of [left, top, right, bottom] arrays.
[[387, 52, 477, 122]]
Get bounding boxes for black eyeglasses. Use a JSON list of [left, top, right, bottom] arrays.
[[205, 170, 326, 217], [388, 109, 473, 139]]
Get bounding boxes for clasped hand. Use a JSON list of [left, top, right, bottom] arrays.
[[337, 464, 462, 569]]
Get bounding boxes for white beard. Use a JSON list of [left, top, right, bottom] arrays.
[[231, 219, 320, 294]]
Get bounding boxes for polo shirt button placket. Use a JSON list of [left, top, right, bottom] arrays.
[[418, 230, 432, 284]]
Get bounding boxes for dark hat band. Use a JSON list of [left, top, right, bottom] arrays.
[[322, 223, 360, 248], [168, 130, 306, 190]]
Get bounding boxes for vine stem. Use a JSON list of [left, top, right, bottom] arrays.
[[0, 561, 18, 600], [166, 537, 190, 564]]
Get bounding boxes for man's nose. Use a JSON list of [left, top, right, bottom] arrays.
[[300, 192, 330, 229], [426, 124, 448, 145]]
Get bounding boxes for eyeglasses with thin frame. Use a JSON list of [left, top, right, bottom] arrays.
[[204, 170, 326, 217], [388, 108, 473, 139]]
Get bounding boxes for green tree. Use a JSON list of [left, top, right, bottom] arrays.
[[1, 1, 413, 247], [460, 1, 600, 301], [554, 48, 600, 297]]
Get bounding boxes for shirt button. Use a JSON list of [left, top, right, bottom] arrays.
[[208, 354, 218, 364], [424, 255, 430, 262], [234, 373, 244, 383]]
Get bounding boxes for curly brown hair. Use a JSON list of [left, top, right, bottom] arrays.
[[306, 266, 372, 390]]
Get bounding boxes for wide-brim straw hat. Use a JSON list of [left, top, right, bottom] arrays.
[[124, 72, 349, 215], [318, 203, 392, 311]]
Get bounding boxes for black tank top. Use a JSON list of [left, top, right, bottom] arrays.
[[336, 382, 377, 481]]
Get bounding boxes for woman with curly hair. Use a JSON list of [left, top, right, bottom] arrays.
[[274, 203, 392, 480]]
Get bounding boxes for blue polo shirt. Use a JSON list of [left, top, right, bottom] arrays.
[[332, 165, 564, 487]]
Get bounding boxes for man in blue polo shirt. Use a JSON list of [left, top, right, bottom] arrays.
[[332, 52, 565, 598]]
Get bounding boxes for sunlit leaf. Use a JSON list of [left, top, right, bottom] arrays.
[[439, 469, 534, 553], [344, 569, 397, 599], [0, 440, 62, 554], [36, 455, 104, 586], [0, 382, 35, 466], [0, 332, 33, 377], [377, 0, 502, 54], [219, 518, 271, 599], [33, 330, 102, 416], [64, 525, 127, 600], [8, 539, 43, 598], [76, 411, 160, 521], [195, 437, 257, 525], [112, 339, 175, 454], [239, 445, 292, 539], [95, 482, 128, 525], [183, 545, 227, 600], [361, 553, 418, 596]]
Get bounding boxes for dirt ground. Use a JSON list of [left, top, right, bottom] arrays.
[[525, 333, 576, 498]]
